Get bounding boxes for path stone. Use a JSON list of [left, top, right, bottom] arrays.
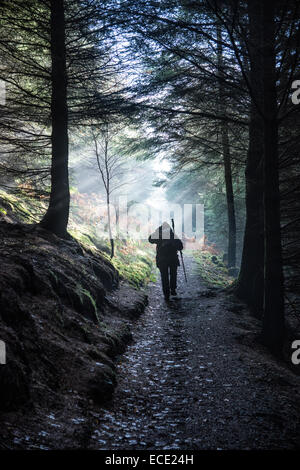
[[88, 256, 300, 450]]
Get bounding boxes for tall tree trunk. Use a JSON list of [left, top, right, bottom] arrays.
[[234, 0, 264, 314], [261, 0, 285, 352], [104, 133, 114, 259], [40, 0, 70, 238], [107, 196, 115, 259], [217, 24, 236, 268], [222, 122, 236, 268]]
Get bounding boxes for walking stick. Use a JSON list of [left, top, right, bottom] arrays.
[[171, 218, 187, 283], [180, 250, 188, 283]]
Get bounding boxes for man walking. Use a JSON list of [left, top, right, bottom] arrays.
[[149, 222, 183, 302]]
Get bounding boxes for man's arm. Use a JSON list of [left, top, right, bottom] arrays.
[[175, 239, 184, 251], [148, 235, 158, 244]]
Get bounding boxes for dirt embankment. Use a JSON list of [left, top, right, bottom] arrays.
[[0, 220, 147, 447]]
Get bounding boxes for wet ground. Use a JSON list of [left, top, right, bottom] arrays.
[[88, 256, 300, 450]]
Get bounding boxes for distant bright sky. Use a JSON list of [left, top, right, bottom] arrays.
[[153, 156, 171, 177], [144, 157, 172, 213]]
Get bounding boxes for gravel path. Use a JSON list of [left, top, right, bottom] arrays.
[[88, 255, 300, 450]]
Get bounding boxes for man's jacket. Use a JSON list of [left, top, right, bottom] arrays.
[[149, 224, 183, 268]]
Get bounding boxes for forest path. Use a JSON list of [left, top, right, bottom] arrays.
[[88, 255, 300, 450]]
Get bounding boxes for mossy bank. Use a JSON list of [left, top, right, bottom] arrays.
[[0, 192, 151, 449]]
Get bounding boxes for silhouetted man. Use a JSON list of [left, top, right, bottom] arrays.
[[149, 222, 183, 302]]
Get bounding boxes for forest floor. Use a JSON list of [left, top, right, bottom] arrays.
[[84, 255, 300, 450], [1, 250, 300, 450]]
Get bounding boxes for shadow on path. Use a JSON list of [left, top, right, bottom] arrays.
[[89, 256, 300, 450]]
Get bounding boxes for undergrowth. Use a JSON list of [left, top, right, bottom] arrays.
[[193, 250, 234, 288], [0, 187, 155, 288]]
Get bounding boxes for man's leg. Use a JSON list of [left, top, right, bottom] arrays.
[[170, 264, 178, 295], [160, 265, 170, 300]]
